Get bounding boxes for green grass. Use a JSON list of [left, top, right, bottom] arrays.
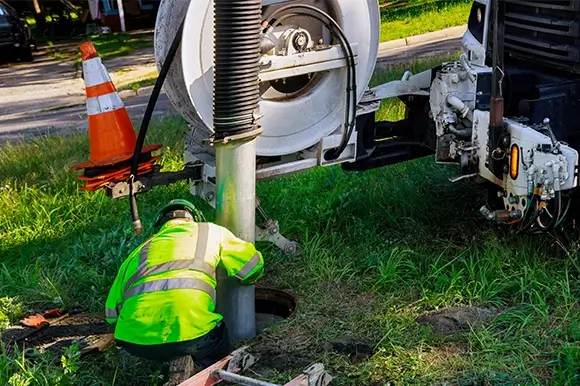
[[379, 0, 472, 42], [117, 72, 159, 93], [42, 32, 153, 68], [2, 57, 580, 385], [70, 32, 153, 68]]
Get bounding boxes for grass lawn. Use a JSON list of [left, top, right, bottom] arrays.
[[41, 31, 153, 69], [116, 72, 158, 93], [379, 0, 472, 42], [2, 58, 580, 385]]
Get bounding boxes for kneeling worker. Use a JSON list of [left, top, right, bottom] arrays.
[[104, 199, 264, 384]]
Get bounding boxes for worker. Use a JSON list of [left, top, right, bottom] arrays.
[[104, 199, 264, 385]]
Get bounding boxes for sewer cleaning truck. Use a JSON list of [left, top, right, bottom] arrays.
[[146, 0, 580, 242], [77, 0, 580, 253]]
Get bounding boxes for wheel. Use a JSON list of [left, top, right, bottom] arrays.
[[19, 46, 34, 62], [0, 48, 17, 63]]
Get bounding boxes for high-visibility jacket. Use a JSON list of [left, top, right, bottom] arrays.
[[104, 219, 264, 346]]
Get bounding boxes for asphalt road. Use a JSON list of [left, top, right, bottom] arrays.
[[0, 36, 461, 145]]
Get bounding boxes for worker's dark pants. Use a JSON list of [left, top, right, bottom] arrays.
[[117, 322, 232, 369]]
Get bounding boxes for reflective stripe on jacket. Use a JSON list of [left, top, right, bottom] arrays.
[[104, 219, 264, 345]]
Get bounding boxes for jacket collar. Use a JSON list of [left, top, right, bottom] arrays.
[[158, 218, 196, 232]]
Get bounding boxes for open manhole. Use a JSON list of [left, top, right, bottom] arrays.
[[255, 287, 297, 333]]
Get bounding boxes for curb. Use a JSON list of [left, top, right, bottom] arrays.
[[118, 90, 137, 99], [137, 85, 154, 96], [379, 25, 467, 52]]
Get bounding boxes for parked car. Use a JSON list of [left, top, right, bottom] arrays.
[[0, 1, 35, 62]]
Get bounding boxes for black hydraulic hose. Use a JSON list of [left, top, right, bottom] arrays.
[[518, 195, 541, 234], [271, 12, 355, 133], [265, 5, 357, 160], [271, 12, 355, 158], [128, 16, 186, 235]]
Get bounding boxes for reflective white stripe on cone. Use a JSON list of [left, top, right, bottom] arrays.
[[83, 56, 113, 87], [86, 92, 125, 116]]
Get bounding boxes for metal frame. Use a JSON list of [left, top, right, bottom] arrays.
[[177, 347, 333, 386], [183, 95, 382, 255]]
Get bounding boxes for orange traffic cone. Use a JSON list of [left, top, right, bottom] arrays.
[[71, 42, 162, 191]]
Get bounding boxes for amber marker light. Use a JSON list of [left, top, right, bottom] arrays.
[[510, 144, 519, 179]]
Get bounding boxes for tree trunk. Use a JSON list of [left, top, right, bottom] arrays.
[[30, 0, 47, 35]]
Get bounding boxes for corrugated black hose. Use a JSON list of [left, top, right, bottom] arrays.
[[129, 17, 186, 235]]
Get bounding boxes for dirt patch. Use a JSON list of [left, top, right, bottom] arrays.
[[256, 312, 285, 334], [1, 313, 114, 360], [416, 306, 502, 335], [249, 348, 315, 379], [322, 338, 374, 364]]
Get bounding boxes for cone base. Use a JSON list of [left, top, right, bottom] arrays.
[[78, 156, 160, 181], [79, 158, 159, 191], [71, 144, 163, 171]]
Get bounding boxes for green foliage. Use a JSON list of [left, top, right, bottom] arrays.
[[61, 344, 81, 376], [0, 297, 23, 330], [379, 0, 472, 41]]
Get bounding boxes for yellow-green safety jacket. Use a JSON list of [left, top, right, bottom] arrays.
[[104, 219, 264, 345]]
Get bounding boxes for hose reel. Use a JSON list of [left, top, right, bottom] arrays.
[[154, 0, 380, 157]]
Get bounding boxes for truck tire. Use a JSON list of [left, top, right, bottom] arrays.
[[19, 46, 33, 62]]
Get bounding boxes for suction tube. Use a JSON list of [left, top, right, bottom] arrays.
[[128, 16, 186, 235], [213, 0, 262, 140], [213, 0, 263, 341]]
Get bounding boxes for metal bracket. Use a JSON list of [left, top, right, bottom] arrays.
[[105, 162, 204, 199], [256, 201, 302, 256], [227, 346, 257, 373], [256, 219, 302, 256], [305, 363, 333, 386], [178, 346, 332, 386]]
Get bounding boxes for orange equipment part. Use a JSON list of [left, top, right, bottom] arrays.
[[80, 41, 99, 61], [79, 158, 159, 191], [20, 315, 49, 328], [19, 308, 66, 328]]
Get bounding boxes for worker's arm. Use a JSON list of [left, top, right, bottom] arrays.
[[216, 225, 264, 285]]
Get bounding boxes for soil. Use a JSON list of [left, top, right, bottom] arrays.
[[1, 313, 114, 360], [416, 306, 502, 335], [249, 348, 316, 379], [322, 339, 374, 364], [255, 312, 285, 334]]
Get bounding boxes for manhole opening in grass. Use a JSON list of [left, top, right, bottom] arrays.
[[255, 287, 297, 334]]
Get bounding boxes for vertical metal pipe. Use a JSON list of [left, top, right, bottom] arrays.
[[215, 139, 257, 340], [213, 0, 262, 340]]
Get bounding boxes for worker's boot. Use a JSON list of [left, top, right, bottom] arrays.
[[163, 355, 195, 386]]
